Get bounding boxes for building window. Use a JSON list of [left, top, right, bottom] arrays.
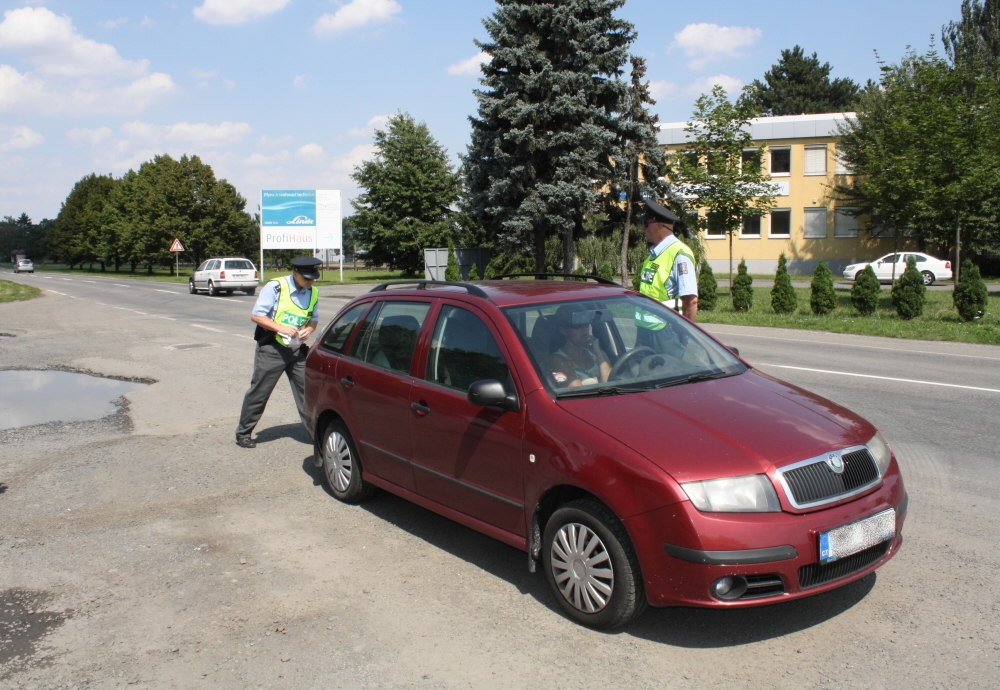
[[769, 209, 791, 238], [804, 145, 827, 175], [742, 215, 761, 237], [706, 211, 726, 237], [835, 208, 859, 238], [803, 208, 828, 238], [835, 150, 853, 175], [742, 148, 762, 174], [770, 147, 791, 175]]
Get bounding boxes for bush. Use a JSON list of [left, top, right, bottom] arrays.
[[810, 262, 838, 315], [731, 259, 753, 312], [697, 261, 718, 311], [445, 243, 460, 282], [468, 262, 480, 281], [598, 262, 615, 281], [850, 265, 881, 315], [891, 256, 926, 319], [770, 253, 797, 314], [953, 259, 988, 321]]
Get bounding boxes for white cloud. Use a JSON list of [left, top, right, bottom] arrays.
[[245, 150, 291, 166], [313, 0, 402, 36], [257, 134, 294, 148], [686, 74, 744, 96], [193, 0, 292, 25], [648, 80, 677, 102], [348, 114, 389, 137], [189, 68, 219, 80], [447, 51, 488, 76], [140, 16, 155, 28], [293, 74, 307, 89], [99, 18, 128, 29], [297, 143, 324, 161], [672, 23, 761, 70], [67, 126, 113, 145], [122, 120, 252, 145], [0, 126, 44, 152]]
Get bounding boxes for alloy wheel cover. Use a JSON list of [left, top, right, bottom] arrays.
[[550, 522, 614, 613], [324, 431, 353, 492]]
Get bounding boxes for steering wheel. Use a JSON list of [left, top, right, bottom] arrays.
[[608, 346, 655, 381]]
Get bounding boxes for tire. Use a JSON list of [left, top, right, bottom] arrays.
[[542, 498, 646, 629], [245, 287, 256, 296], [921, 271, 934, 286], [208, 280, 218, 296], [320, 419, 375, 504], [188, 280, 197, 294], [853, 271, 862, 281]]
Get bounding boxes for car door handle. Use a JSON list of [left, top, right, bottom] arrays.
[[411, 401, 430, 416], [340, 377, 355, 390]]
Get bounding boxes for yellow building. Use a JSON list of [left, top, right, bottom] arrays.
[[658, 113, 915, 275]]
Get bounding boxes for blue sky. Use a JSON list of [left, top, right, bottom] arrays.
[[0, 0, 959, 221]]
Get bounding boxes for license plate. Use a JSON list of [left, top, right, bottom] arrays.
[[819, 508, 896, 564], [231, 273, 247, 278]]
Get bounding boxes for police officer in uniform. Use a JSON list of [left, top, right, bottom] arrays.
[[637, 199, 699, 321], [235, 256, 321, 448]]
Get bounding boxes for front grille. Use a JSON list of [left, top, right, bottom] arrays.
[[798, 540, 890, 589], [780, 449, 879, 507], [740, 574, 785, 599]]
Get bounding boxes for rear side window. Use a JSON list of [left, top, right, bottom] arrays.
[[426, 306, 508, 393], [196, 261, 210, 271], [350, 301, 430, 374], [225, 260, 254, 270], [321, 303, 370, 354]]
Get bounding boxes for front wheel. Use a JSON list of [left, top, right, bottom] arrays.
[[921, 271, 934, 286], [208, 280, 218, 296], [542, 498, 646, 629], [320, 419, 375, 504], [188, 280, 197, 294]]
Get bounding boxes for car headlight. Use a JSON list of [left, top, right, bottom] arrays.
[[866, 432, 893, 475], [681, 474, 781, 512]]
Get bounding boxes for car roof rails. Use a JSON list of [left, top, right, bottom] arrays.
[[491, 273, 621, 286], [369, 280, 490, 299]]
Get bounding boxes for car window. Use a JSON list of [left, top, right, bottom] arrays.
[[321, 303, 370, 354], [196, 261, 210, 271], [505, 295, 746, 396], [426, 306, 509, 393], [225, 260, 254, 270], [351, 301, 430, 374]]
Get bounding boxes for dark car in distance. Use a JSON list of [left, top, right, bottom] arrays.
[[303, 277, 907, 629]]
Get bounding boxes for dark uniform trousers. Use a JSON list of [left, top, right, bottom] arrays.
[[236, 340, 310, 439]]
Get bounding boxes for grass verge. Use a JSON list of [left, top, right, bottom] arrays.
[[0, 279, 42, 303], [0, 263, 406, 285], [698, 287, 1000, 346]]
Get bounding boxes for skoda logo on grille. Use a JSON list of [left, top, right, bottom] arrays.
[[825, 452, 845, 474]]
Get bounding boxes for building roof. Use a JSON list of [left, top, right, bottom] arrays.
[[657, 112, 856, 146]]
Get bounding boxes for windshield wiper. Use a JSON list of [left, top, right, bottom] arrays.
[[654, 371, 738, 389], [556, 385, 645, 399]]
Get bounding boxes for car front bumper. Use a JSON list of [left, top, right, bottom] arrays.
[[624, 470, 906, 608]]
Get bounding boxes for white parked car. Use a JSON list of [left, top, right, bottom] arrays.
[[843, 252, 952, 286], [13, 259, 34, 273], [189, 257, 258, 296]]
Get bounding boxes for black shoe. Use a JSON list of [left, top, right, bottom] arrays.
[[235, 436, 256, 449]]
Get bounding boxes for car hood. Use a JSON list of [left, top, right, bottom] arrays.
[[557, 369, 874, 483]]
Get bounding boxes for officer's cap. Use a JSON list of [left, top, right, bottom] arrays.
[[291, 256, 322, 280], [642, 199, 680, 225]]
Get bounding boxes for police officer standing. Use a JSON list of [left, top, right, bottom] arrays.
[[235, 256, 322, 448], [637, 200, 699, 321]]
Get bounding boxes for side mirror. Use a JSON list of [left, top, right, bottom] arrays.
[[467, 379, 519, 412], [727, 345, 740, 357]]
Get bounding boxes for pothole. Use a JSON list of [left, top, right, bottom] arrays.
[[0, 370, 149, 430]]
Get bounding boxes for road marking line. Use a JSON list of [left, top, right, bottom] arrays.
[[707, 329, 1000, 362], [83, 280, 95, 283], [113, 284, 129, 287], [134, 311, 147, 315], [96, 302, 106, 305], [158, 316, 176, 321], [154, 289, 178, 294], [192, 324, 224, 333], [761, 364, 1000, 394], [231, 333, 253, 339], [63, 278, 73, 281], [48, 290, 66, 295]]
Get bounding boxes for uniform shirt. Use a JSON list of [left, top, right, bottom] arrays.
[[648, 234, 698, 301], [251, 276, 319, 323]]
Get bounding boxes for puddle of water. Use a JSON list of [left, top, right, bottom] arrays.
[[0, 589, 71, 677], [0, 370, 147, 430]]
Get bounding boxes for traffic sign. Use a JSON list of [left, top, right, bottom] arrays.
[[169, 238, 185, 252]]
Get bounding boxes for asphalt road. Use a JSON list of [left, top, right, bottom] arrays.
[[2, 269, 999, 688]]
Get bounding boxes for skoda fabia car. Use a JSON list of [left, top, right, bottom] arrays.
[[303, 277, 907, 629], [189, 257, 258, 296], [843, 252, 952, 285]]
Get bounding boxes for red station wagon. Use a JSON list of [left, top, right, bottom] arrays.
[[304, 277, 907, 629]]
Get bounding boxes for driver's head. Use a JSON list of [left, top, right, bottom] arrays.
[[556, 304, 591, 345]]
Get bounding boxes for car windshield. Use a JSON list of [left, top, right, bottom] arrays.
[[504, 295, 747, 397], [225, 260, 254, 270]]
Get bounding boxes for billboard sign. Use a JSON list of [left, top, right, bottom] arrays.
[[260, 189, 341, 250]]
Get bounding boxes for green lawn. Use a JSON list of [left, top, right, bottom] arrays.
[[0, 279, 41, 303], [698, 286, 1000, 345]]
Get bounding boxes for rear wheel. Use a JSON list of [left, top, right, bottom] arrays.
[[542, 498, 646, 629], [320, 419, 375, 504], [921, 271, 934, 286], [208, 280, 218, 296], [245, 287, 256, 296]]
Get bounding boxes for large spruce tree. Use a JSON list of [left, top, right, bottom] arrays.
[[465, 0, 635, 274], [750, 46, 860, 115]]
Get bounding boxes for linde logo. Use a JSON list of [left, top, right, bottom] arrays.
[[287, 215, 314, 225]]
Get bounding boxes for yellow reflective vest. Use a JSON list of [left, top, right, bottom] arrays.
[[273, 275, 318, 347], [636, 239, 695, 330]]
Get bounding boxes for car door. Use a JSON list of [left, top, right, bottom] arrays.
[[874, 254, 898, 281], [334, 299, 431, 494], [307, 301, 373, 431], [408, 301, 526, 536]]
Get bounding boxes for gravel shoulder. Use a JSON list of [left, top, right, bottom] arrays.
[[1, 287, 998, 689]]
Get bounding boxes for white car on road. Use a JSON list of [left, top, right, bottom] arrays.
[[843, 252, 952, 286], [189, 257, 258, 296]]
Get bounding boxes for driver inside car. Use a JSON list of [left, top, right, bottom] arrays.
[[548, 304, 611, 387]]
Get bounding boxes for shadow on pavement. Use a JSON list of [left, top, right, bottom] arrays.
[[254, 423, 311, 445], [0, 482, 7, 495]]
